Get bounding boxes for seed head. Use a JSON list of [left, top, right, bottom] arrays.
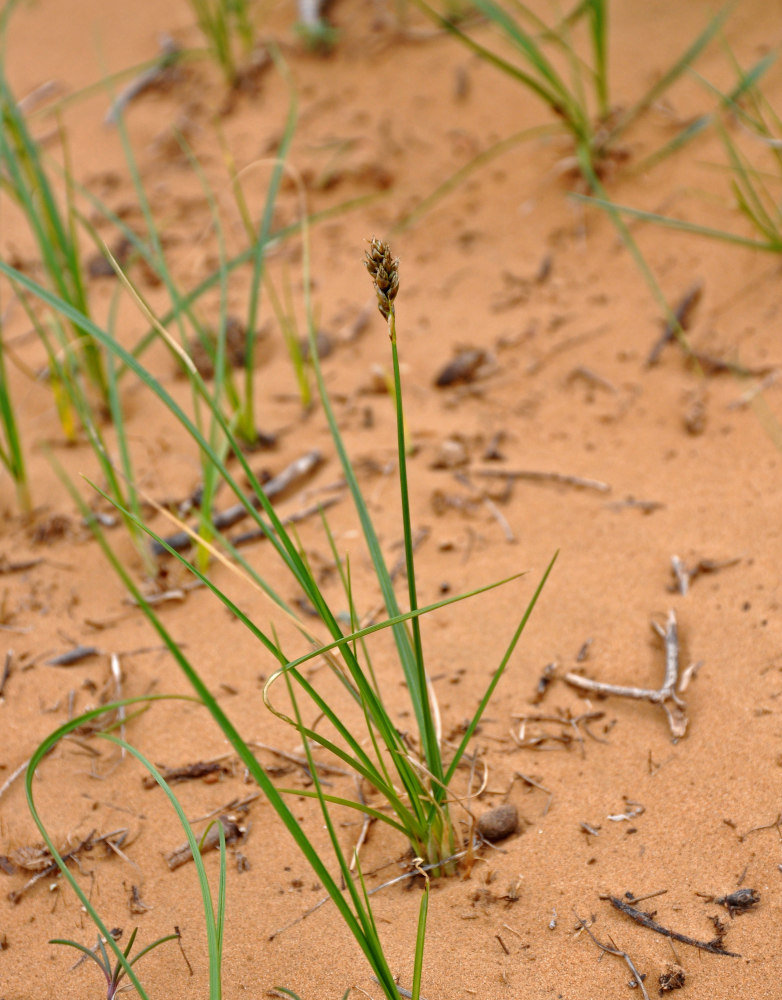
[[364, 238, 399, 321]]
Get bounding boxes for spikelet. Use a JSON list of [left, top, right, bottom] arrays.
[[364, 237, 399, 321]]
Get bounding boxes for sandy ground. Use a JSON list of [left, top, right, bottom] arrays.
[[2, 1, 782, 997]]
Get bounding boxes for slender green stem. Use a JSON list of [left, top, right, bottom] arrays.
[[388, 305, 440, 789]]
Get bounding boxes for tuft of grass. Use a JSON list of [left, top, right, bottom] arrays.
[[0, 67, 108, 427], [413, 0, 728, 185], [12, 225, 554, 994], [50, 927, 181, 1000], [576, 51, 782, 253], [27, 697, 226, 1000], [6, 234, 555, 875], [187, 0, 255, 86]]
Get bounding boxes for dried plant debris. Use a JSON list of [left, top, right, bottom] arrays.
[[530, 661, 558, 704], [646, 282, 703, 367], [166, 815, 244, 870], [669, 554, 741, 595], [605, 895, 740, 957], [46, 644, 101, 666], [512, 709, 607, 753], [128, 883, 151, 914], [658, 964, 686, 993], [475, 467, 610, 493], [187, 316, 267, 379], [703, 888, 760, 917], [7, 829, 129, 903], [153, 449, 324, 553], [565, 610, 691, 739], [434, 348, 491, 387], [574, 913, 651, 1000], [141, 759, 232, 788]]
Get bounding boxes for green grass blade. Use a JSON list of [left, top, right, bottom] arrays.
[[603, 6, 729, 147], [411, 879, 429, 1000], [240, 45, 298, 440], [48, 939, 111, 974], [445, 550, 557, 784], [101, 734, 223, 1000], [575, 193, 782, 251]]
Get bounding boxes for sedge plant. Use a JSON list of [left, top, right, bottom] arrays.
[[4, 234, 555, 875], [10, 232, 554, 992], [413, 0, 729, 186]]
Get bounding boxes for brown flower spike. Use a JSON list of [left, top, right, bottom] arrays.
[[364, 238, 399, 321]]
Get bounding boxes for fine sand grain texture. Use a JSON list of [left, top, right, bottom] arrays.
[[2, 1, 782, 997]]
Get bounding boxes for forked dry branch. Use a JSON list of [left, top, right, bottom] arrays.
[[564, 610, 693, 738]]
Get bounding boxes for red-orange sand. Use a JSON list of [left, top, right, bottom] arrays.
[[2, 1, 782, 997]]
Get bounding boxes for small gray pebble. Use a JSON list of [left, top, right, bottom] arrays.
[[477, 803, 518, 842]]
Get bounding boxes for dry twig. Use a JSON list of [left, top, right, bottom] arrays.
[[605, 895, 740, 957], [564, 610, 691, 738], [153, 450, 323, 554], [473, 467, 610, 493], [573, 912, 650, 999]]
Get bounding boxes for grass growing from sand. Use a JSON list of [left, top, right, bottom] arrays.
[[27, 698, 228, 1000], [10, 225, 554, 997], [414, 0, 728, 185]]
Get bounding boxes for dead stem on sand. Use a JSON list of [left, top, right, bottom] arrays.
[[573, 912, 651, 1000], [564, 610, 694, 738]]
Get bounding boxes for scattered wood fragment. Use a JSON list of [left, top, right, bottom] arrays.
[[46, 644, 100, 666], [128, 883, 151, 914], [0, 556, 44, 574], [104, 37, 181, 126], [142, 757, 233, 788], [473, 467, 610, 493], [607, 798, 645, 822], [152, 450, 323, 554], [231, 495, 340, 547], [453, 473, 515, 542], [248, 741, 353, 777], [370, 976, 427, 1000], [434, 348, 490, 387], [738, 812, 782, 843], [188, 793, 260, 826], [512, 772, 553, 816], [128, 580, 205, 607], [606, 496, 664, 513], [575, 639, 593, 662], [646, 282, 703, 367], [0, 756, 34, 804], [564, 610, 691, 739], [659, 963, 686, 992], [511, 710, 607, 755], [0, 651, 11, 698], [573, 912, 651, 1000], [166, 816, 243, 870], [17, 79, 63, 113], [8, 828, 129, 903], [691, 353, 777, 378], [728, 370, 780, 409], [604, 895, 740, 957], [669, 554, 741, 595], [529, 661, 557, 704]]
